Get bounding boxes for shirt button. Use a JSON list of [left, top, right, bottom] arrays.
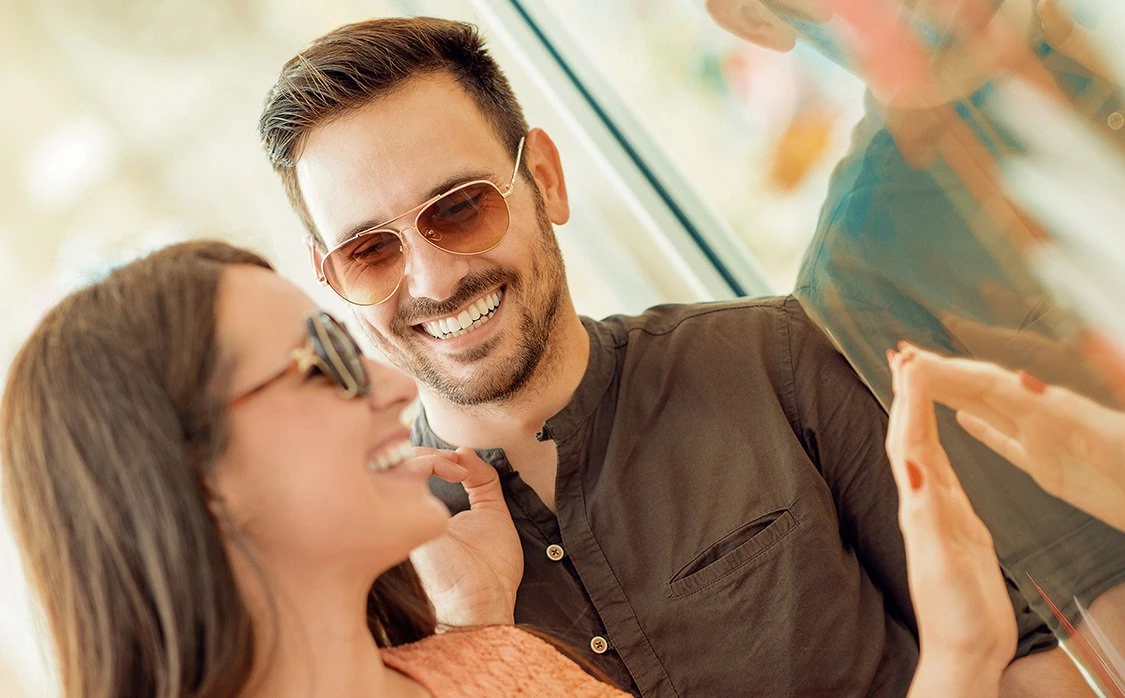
[[1109, 111, 1125, 131], [545, 544, 565, 561], [590, 636, 609, 654]]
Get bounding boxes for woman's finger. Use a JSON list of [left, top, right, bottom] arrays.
[[902, 345, 1024, 435], [454, 447, 508, 512], [886, 350, 915, 493], [1083, 329, 1125, 408], [955, 409, 1034, 474], [400, 451, 470, 482], [889, 351, 956, 488], [407, 447, 508, 514], [887, 349, 928, 488]]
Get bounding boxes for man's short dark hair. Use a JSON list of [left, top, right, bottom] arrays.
[[259, 17, 530, 249]]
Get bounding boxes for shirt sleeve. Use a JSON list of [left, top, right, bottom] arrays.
[[781, 296, 1056, 658]]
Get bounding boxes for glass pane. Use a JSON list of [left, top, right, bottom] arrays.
[[522, 0, 866, 292], [406, 0, 752, 312]]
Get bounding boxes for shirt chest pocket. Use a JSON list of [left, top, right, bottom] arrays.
[[667, 508, 799, 599]]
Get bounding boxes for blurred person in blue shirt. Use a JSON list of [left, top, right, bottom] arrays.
[[707, 0, 1125, 674]]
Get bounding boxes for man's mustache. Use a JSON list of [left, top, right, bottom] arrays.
[[394, 268, 515, 327]]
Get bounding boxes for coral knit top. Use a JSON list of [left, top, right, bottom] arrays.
[[381, 625, 629, 697]]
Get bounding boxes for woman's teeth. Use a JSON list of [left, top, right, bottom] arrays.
[[399, 399, 420, 428], [421, 290, 502, 340], [367, 441, 414, 473]]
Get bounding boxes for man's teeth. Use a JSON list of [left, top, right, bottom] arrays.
[[421, 290, 502, 340], [367, 441, 415, 473]]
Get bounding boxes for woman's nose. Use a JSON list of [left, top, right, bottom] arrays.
[[362, 357, 419, 412]]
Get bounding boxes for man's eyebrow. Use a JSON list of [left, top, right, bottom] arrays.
[[331, 168, 496, 247]]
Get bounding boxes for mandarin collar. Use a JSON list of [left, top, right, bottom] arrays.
[[537, 315, 618, 444], [413, 315, 619, 451]]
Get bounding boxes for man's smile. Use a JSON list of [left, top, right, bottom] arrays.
[[416, 287, 504, 340]]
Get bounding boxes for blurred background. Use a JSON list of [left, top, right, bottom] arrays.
[[10, 0, 1125, 691], [0, 0, 866, 691]]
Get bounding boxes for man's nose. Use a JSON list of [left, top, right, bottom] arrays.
[[400, 231, 471, 303]]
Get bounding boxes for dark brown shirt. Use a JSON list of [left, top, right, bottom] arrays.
[[416, 296, 1053, 696]]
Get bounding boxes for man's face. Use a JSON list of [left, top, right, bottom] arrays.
[[295, 74, 569, 406]]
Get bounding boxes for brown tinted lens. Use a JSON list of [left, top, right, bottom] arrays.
[[323, 230, 405, 306], [416, 181, 509, 254], [312, 313, 370, 397]]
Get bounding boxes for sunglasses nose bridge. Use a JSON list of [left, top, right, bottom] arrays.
[[398, 228, 472, 302], [330, 179, 514, 305]]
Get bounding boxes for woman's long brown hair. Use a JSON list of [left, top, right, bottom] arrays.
[[1, 240, 436, 698]]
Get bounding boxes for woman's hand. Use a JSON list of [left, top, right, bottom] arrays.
[[886, 348, 1017, 697], [900, 343, 1125, 533], [404, 447, 523, 627]]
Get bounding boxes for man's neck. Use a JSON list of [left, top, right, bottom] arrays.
[[419, 310, 590, 452]]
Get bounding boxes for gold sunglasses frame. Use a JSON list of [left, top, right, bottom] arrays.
[[228, 312, 369, 409], [311, 137, 527, 307]]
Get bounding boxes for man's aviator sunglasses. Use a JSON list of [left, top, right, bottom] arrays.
[[312, 137, 526, 306], [228, 311, 370, 408]]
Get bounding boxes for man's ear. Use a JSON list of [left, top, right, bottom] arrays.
[[523, 128, 570, 226]]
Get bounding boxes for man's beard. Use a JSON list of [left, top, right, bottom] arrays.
[[365, 199, 567, 406]]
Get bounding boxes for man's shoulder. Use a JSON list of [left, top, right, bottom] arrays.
[[595, 295, 812, 341]]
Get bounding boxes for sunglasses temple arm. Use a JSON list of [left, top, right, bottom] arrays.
[[228, 362, 302, 409], [506, 137, 526, 193]]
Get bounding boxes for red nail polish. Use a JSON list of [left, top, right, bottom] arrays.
[[905, 459, 924, 491], [1018, 370, 1047, 395]]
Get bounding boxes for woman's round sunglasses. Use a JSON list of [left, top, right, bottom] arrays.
[[312, 137, 526, 306], [228, 311, 369, 408]]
